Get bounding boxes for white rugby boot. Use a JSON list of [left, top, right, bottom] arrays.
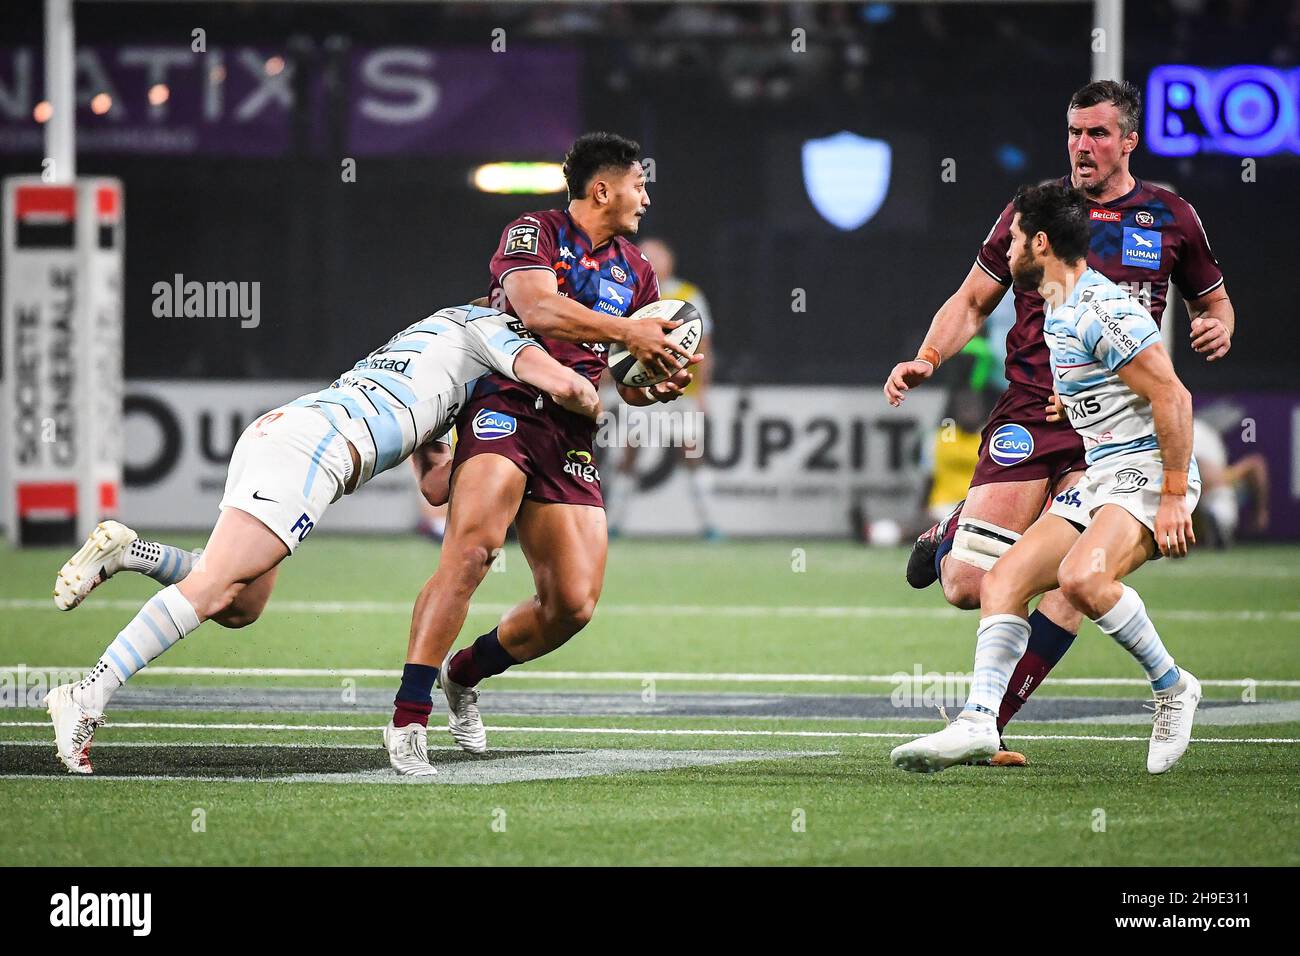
[[53, 520, 139, 611], [383, 721, 438, 777], [45, 684, 107, 775], [1146, 670, 1201, 775], [891, 714, 1000, 774], [440, 666, 487, 754]]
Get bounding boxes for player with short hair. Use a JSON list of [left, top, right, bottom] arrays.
[[892, 182, 1202, 775], [884, 80, 1233, 763], [43, 305, 599, 775], [387, 132, 699, 766]]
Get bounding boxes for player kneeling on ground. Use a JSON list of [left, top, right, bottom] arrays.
[[44, 305, 598, 775], [891, 183, 1203, 776]]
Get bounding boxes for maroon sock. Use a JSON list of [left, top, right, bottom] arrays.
[[446, 647, 484, 688], [997, 651, 1051, 732], [447, 627, 518, 688], [392, 699, 433, 728], [997, 609, 1078, 732]]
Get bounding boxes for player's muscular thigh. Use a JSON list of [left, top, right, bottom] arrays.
[[442, 455, 526, 580], [506, 501, 608, 657], [941, 478, 1052, 610]]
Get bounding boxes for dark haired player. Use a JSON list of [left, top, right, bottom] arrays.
[[385, 132, 699, 770], [884, 80, 1234, 764], [892, 183, 1202, 775]]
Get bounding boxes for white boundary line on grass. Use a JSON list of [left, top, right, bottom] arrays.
[[0, 720, 1295, 744], [3, 596, 1298, 623], [8, 664, 1299, 688]]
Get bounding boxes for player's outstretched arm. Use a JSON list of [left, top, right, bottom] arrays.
[[1187, 284, 1235, 362], [511, 345, 601, 420], [503, 269, 691, 377], [885, 263, 1006, 406], [1116, 343, 1196, 558]]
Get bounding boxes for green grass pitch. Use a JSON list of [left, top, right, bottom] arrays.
[[1, 534, 1297, 866]]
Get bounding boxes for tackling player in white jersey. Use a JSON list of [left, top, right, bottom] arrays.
[[43, 305, 598, 776], [891, 182, 1203, 775]]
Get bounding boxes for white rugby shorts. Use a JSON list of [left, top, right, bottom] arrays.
[[219, 405, 354, 553], [1047, 452, 1201, 536]]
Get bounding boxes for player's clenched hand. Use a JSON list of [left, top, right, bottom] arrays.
[[1154, 494, 1195, 558], [1045, 391, 1065, 422], [413, 440, 454, 507], [884, 360, 935, 407], [553, 376, 602, 420], [1190, 316, 1231, 362], [623, 318, 692, 379]]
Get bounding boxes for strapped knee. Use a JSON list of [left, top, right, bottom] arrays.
[[951, 518, 1021, 571]]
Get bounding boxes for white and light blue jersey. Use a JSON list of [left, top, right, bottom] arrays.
[[290, 305, 539, 491], [1045, 268, 1195, 476]]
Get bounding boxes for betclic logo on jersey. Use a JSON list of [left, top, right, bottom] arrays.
[[989, 423, 1035, 466], [472, 409, 517, 440]]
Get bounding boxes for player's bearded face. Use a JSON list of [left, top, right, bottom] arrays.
[[1009, 226, 1045, 291], [1067, 104, 1130, 196]]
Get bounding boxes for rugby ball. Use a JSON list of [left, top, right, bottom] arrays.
[[608, 299, 703, 388]]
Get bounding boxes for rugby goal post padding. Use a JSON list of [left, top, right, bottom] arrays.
[[2, 176, 124, 547]]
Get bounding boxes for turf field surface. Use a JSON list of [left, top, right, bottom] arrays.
[[2, 536, 1297, 866]]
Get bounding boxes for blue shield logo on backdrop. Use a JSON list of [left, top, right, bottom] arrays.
[[802, 131, 892, 231]]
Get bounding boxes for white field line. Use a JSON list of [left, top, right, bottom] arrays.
[[0, 720, 1295, 744], [6, 664, 1298, 688], [2, 596, 1298, 624]]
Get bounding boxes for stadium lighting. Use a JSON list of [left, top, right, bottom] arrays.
[[471, 162, 566, 195]]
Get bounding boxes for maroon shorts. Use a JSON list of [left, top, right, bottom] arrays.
[[969, 385, 1086, 488], [452, 387, 603, 508]]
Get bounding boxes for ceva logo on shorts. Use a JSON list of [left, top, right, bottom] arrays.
[[473, 409, 516, 441], [990, 423, 1035, 466]]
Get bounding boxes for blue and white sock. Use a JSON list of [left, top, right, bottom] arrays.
[[963, 614, 1031, 719], [123, 539, 201, 586], [72, 585, 202, 715], [1093, 584, 1179, 692]]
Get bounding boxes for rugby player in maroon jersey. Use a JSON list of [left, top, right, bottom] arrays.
[[884, 81, 1235, 765], [385, 133, 701, 771]]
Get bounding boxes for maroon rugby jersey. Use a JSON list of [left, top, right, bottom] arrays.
[[975, 177, 1223, 396], [480, 209, 659, 399]]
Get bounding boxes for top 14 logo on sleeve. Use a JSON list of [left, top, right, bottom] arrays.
[[1121, 227, 1162, 269]]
